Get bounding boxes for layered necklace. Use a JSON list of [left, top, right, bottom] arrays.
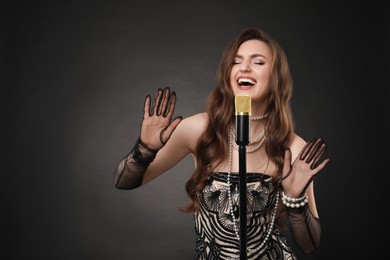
[[229, 113, 269, 153], [229, 125, 267, 153], [226, 113, 279, 254]]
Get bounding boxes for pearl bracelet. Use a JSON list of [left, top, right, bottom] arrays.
[[281, 191, 308, 208]]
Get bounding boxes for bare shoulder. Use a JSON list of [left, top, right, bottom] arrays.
[[173, 112, 208, 152], [178, 112, 208, 131], [288, 133, 307, 161], [183, 112, 208, 124]]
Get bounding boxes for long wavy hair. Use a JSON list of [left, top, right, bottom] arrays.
[[181, 27, 294, 213]]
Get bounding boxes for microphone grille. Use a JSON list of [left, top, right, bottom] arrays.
[[235, 96, 251, 115]]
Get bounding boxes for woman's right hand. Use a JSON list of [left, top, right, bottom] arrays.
[[139, 87, 182, 151]]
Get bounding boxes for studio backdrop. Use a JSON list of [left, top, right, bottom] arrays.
[[4, 0, 388, 259]]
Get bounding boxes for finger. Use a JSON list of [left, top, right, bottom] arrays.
[[160, 116, 183, 144], [305, 137, 324, 163], [299, 138, 315, 160], [311, 158, 330, 175], [159, 87, 170, 116], [159, 128, 167, 145], [143, 95, 151, 117], [152, 88, 163, 116], [310, 142, 327, 169], [282, 148, 292, 179], [164, 91, 177, 118]]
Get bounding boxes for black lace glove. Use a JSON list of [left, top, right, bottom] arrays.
[[114, 138, 157, 189], [114, 87, 182, 189], [282, 137, 330, 253], [287, 205, 321, 254], [282, 137, 330, 197]]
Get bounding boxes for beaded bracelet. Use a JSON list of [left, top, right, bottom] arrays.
[[281, 191, 308, 208]]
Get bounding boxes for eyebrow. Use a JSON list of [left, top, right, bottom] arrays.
[[235, 54, 269, 60]]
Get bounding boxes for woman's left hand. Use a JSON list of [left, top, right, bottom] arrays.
[[281, 137, 330, 197]]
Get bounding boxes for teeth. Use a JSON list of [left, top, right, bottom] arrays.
[[238, 78, 256, 84]]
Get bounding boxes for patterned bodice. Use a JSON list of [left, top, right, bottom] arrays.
[[194, 172, 296, 260]]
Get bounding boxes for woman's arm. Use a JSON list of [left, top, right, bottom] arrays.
[[113, 87, 207, 189], [282, 135, 330, 253]]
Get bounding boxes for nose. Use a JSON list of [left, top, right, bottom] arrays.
[[239, 61, 251, 72]]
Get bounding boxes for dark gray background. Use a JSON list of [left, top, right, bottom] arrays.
[[3, 0, 389, 259]]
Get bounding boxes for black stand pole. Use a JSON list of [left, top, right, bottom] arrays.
[[234, 95, 251, 260], [238, 145, 247, 260]]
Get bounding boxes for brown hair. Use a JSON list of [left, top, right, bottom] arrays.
[[181, 27, 294, 213]]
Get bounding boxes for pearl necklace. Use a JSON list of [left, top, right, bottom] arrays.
[[250, 113, 269, 121], [227, 131, 279, 254], [229, 124, 267, 153]]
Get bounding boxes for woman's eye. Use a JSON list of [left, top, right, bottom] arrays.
[[233, 58, 242, 64], [254, 60, 265, 65]]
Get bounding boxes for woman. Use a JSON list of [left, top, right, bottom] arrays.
[[114, 27, 330, 259]]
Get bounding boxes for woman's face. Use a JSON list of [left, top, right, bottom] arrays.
[[230, 39, 273, 103]]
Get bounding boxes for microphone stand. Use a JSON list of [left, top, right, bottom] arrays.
[[234, 95, 251, 260], [238, 144, 247, 260]]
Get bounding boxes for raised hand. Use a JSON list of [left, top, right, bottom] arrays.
[[139, 87, 182, 151], [281, 137, 330, 197]]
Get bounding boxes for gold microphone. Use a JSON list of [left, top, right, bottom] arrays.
[[235, 96, 251, 145]]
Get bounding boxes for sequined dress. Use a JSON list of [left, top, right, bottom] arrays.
[[194, 172, 297, 260]]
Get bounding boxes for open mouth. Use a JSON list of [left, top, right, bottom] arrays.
[[237, 77, 256, 89]]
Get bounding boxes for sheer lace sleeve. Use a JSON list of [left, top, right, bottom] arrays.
[[287, 205, 321, 254], [114, 138, 157, 190]]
